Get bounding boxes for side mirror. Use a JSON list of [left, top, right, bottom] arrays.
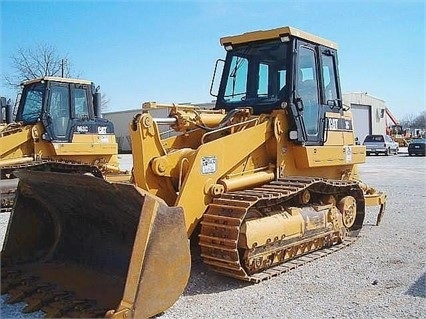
[[326, 99, 338, 108], [295, 97, 304, 112], [327, 99, 344, 110]]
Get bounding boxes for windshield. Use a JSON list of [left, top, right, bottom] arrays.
[[364, 135, 384, 143], [390, 125, 403, 135], [16, 82, 45, 124], [218, 40, 290, 112], [411, 139, 426, 144]]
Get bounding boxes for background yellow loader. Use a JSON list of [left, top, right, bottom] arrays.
[[0, 77, 128, 211]]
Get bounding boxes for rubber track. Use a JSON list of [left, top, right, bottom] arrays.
[[199, 176, 362, 282]]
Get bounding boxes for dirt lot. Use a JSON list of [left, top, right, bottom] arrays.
[[1, 150, 425, 318]]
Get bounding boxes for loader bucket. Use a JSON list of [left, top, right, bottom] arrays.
[[1, 170, 191, 318]]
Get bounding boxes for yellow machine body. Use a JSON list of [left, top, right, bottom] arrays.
[[129, 105, 378, 234], [1, 26, 386, 318], [1, 122, 119, 169]]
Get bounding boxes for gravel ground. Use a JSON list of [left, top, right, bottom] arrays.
[[1, 151, 425, 318]]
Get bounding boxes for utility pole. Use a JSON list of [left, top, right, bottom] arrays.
[[61, 59, 67, 77]]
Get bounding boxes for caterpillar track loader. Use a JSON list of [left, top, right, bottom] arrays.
[[0, 77, 127, 211], [1, 26, 387, 318]]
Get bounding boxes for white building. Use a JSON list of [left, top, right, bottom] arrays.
[[342, 93, 388, 144], [104, 94, 389, 153], [102, 107, 171, 153]]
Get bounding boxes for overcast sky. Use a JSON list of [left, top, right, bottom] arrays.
[[1, 0, 424, 120]]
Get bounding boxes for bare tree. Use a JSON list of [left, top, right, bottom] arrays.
[[411, 111, 426, 129], [101, 93, 111, 111], [4, 43, 111, 110], [401, 111, 426, 131], [400, 113, 416, 128], [4, 43, 76, 89]]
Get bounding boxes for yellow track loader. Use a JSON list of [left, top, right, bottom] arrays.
[[0, 77, 128, 211], [1, 26, 386, 318]]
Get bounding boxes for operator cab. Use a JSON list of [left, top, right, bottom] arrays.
[[15, 77, 114, 142], [214, 26, 342, 146]]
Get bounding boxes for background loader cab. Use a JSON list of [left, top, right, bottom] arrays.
[[1, 77, 124, 211], [16, 77, 113, 142], [1, 76, 118, 169], [215, 26, 341, 146]]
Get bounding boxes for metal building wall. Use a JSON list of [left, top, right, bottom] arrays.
[[103, 109, 141, 153], [342, 93, 388, 143], [349, 104, 371, 144]]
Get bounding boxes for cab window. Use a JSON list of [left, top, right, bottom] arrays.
[[20, 83, 44, 123], [322, 53, 338, 102], [49, 85, 70, 138], [73, 88, 89, 119], [258, 63, 269, 96], [224, 56, 248, 102], [298, 46, 319, 136]]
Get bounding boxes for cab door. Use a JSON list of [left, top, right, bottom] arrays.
[[295, 42, 324, 145], [44, 83, 71, 141]]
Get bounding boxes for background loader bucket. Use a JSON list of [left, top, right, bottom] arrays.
[[1, 170, 191, 318]]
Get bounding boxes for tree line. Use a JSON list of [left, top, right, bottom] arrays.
[[3, 43, 109, 109], [4, 43, 75, 88], [400, 111, 426, 130]]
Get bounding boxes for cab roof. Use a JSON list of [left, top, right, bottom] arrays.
[[21, 76, 92, 86], [220, 26, 337, 50]]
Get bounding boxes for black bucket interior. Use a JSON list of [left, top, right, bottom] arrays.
[[1, 170, 146, 315]]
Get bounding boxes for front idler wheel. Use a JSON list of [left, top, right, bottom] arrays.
[[337, 196, 357, 228]]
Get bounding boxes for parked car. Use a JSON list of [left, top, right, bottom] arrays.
[[363, 134, 399, 156], [408, 138, 426, 156]]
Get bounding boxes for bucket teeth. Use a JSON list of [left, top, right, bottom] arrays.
[[40, 292, 76, 318], [6, 284, 43, 304], [2, 275, 38, 297], [1, 270, 22, 294], [42, 297, 95, 318], [22, 286, 58, 313], [62, 303, 106, 318], [1, 268, 104, 317]]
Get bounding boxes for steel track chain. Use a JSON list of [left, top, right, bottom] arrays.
[[199, 176, 363, 282]]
